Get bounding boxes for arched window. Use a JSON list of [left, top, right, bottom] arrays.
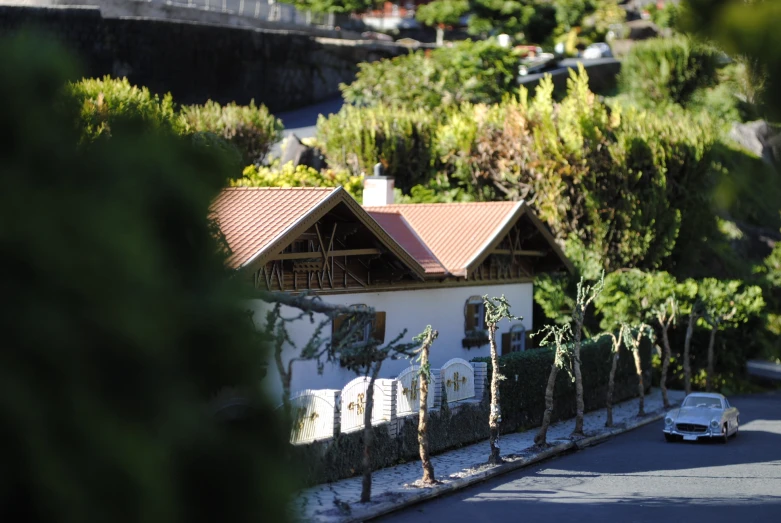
[[502, 323, 527, 355]]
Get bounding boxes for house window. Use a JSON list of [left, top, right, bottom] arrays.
[[462, 296, 489, 349], [464, 296, 486, 334], [510, 323, 527, 352], [502, 323, 527, 355], [332, 304, 386, 347]]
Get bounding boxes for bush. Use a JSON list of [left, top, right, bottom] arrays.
[[233, 162, 363, 201], [180, 100, 283, 166], [618, 36, 722, 107], [68, 76, 179, 141], [1, 34, 295, 523], [473, 331, 652, 432], [340, 39, 519, 111], [316, 104, 437, 193]]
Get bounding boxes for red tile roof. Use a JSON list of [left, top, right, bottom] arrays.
[[211, 187, 337, 269], [366, 212, 447, 275], [364, 202, 521, 276]]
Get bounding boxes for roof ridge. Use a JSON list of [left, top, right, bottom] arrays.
[[223, 186, 338, 192]]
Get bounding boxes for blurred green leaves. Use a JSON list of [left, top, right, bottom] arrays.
[[0, 33, 295, 523]]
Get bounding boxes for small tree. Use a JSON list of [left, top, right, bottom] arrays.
[[416, 0, 469, 47], [337, 324, 420, 502], [571, 272, 605, 436], [622, 323, 654, 416], [651, 295, 678, 409], [604, 328, 625, 427], [698, 279, 765, 391], [533, 323, 573, 446], [483, 295, 521, 464], [413, 326, 439, 485], [258, 292, 372, 415], [678, 279, 700, 395]]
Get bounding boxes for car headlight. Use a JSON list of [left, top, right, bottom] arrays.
[[710, 419, 720, 428], [665, 417, 673, 426]]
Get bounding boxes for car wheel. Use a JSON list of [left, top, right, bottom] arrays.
[[664, 433, 675, 443], [720, 424, 729, 444]]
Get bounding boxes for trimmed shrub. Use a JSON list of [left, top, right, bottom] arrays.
[[473, 331, 652, 432], [316, 104, 437, 193], [233, 162, 363, 201], [340, 39, 519, 111], [618, 36, 722, 107], [180, 100, 283, 166], [68, 76, 179, 141]]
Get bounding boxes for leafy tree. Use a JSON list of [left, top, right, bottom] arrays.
[[334, 320, 421, 502], [416, 0, 469, 46], [533, 323, 573, 446], [571, 273, 604, 435], [0, 33, 294, 523], [698, 279, 765, 391], [234, 163, 363, 202], [622, 324, 654, 416], [651, 292, 678, 409], [291, 0, 375, 13], [469, 0, 558, 43], [413, 326, 439, 485], [483, 295, 521, 464], [677, 278, 700, 394]]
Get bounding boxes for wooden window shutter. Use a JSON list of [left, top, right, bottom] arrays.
[[372, 312, 386, 344], [332, 314, 348, 338], [502, 332, 511, 355], [465, 303, 476, 332]]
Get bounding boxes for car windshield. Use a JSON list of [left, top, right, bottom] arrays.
[[683, 396, 722, 408]]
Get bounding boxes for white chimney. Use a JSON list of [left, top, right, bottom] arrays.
[[363, 164, 394, 206]]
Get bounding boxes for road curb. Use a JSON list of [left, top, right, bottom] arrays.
[[329, 400, 680, 523]]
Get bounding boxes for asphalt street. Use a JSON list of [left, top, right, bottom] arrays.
[[374, 393, 781, 523]]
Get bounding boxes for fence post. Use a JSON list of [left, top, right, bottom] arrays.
[[374, 378, 398, 438], [472, 362, 488, 402]]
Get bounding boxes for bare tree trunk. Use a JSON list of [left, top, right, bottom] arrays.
[[660, 326, 672, 409], [683, 311, 696, 395], [706, 326, 717, 392], [418, 333, 436, 485], [488, 323, 503, 465], [436, 25, 444, 47], [606, 350, 619, 427], [632, 345, 645, 416], [360, 362, 381, 503], [535, 349, 562, 446], [572, 322, 586, 436]]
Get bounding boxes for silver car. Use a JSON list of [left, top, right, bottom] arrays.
[[663, 392, 740, 443]]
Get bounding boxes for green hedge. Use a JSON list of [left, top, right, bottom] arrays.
[[473, 331, 652, 432]]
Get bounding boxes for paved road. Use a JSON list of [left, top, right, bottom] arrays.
[[375, 393, 781, 523]]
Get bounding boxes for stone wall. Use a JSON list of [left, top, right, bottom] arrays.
[[0, 5, 406, 111]]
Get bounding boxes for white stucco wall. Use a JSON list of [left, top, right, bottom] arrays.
[[253, 282, 534, 403]]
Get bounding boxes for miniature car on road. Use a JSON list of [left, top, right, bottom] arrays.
[[663, 392, 739, 443]]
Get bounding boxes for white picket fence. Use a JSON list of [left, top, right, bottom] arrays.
[[285, 360, 487, 445]]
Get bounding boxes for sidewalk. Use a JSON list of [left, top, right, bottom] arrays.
[[293, 388, 685, 523]]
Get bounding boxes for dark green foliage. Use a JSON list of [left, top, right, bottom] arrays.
[[475, 332, 653, 432], [618, 36, 722, 107], [469, 0, 557, 43], [340, 40, 519, 110], [0, 33, 294, 523]]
